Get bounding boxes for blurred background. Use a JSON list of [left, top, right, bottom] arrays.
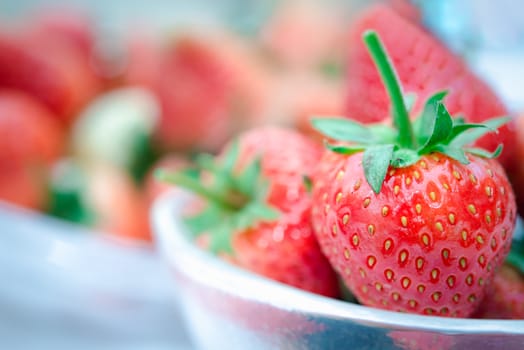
[[0, 0, 523, 348]]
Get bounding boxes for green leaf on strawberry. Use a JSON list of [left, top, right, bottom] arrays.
[[156, 143, 279, 254], [313, 31, 509, 194], [310, 30, 516, 317]]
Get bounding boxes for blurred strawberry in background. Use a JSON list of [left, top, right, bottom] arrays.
[[0, 90, 65, 209], [259, 0, 346, 73], [0, 22, 100, 126], [126, 32, 239, 152]]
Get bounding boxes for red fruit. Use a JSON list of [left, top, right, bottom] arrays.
[[0, 90, 65, 165], [344, 4, 517, 169], [0, 30, 99, 125], [312, 31, 516, 317], [0, 161, 48, 210], [0, 90, 65, 209], [26, 9, 95, 60], [474, 264, 524, 319], [127, 32, 262, 151], [227, 128, 338, 297], [161, 127, 340, 297], [313, 152, 515, 317]]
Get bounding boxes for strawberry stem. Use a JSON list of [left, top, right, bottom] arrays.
[[155, 169, 242, 211], [363, 31, 415, 149]]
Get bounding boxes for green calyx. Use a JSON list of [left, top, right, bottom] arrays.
[[156, 140, 279, 254], [312, 30, 508, 194]]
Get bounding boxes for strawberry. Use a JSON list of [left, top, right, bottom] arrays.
[[0, 89, 65, 166], [311, 31, 516, 317], [25, 9, 95, 62], [474, 264, 524, 319], [0, 90, 65, 209], [475, 236, 524, 319], [0, 29, 99, 125], [344, 4, 517, 170], [126, 32, 249, 151], [158, 127, 340, 297]]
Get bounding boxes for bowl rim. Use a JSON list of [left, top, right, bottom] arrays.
[[152, 191, 524, 335]]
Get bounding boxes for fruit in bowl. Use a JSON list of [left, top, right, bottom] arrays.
[[155, 28, 521, 336]]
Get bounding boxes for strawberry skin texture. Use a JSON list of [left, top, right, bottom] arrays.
[[475, 264, 524, 319], [223, 127, 340, 298], [312, 151, 516, 317], [344, 5, 517, 169]]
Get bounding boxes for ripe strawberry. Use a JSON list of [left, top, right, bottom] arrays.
[[159, 127, 340, 297], [344, 4, 517, 169], [0, 90, 65, 209], [311, 31, 516, 317], [474, 264, 524, 319], [25, 9, 94, 61], [0, 89, 65, 165], [126, 32, 264, 151], [0, 30, 99, 125]]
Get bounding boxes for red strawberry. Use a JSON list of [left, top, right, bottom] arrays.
[[159, 127, 340, 297], [128, 32, 238, 150], [0, 30, 99, 125], [0, 90, 65, 209], [0, 162, 49, 210], [344, 4, 517, 169], [25, 9, 95, 61], [474, 264, 524, 319], [312, 31, 516, 317], [0, 89, 65, 165]]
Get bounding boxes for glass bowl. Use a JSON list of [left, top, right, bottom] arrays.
[[152, 191, 524, 350]]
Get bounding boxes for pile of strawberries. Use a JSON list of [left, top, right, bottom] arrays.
[[1, 2, 524, 319], [159, 4, 524, 320]]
